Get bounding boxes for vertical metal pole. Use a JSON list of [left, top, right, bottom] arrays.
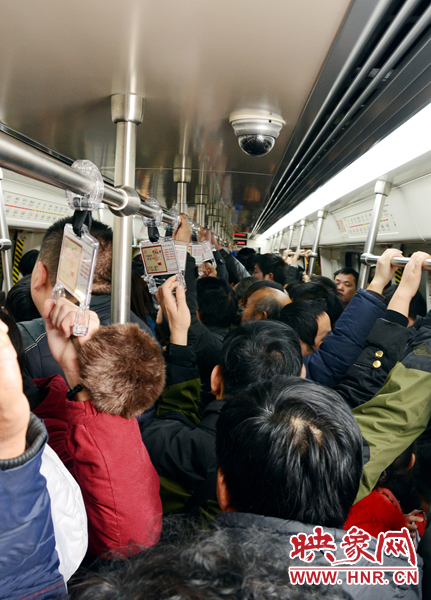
[[286, 225, 294, 250], [0, 170, 13, 293], [308, 210, 327, 276], [296, 219, 306, 251], [357, 180, 392, 289], [276, 231, 283, 253], [111, 94, 144, 324]]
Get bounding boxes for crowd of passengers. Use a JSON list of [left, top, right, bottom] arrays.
[[2, 214, 431, 599]]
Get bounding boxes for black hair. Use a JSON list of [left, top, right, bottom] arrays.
[[334, 268, 359, 287], [378, 443, 416, 488], [0, 308, 25, 371], [288, 281, 343, 327], [19, 249, 39, 276], [216, 377, 363, 528], [131, 270, 153, 327], [70, 521, 350, 600], [255, 254, 289, 286], [5, 275, 40, 322], [196, 277, 238, 328], [234, 276, 259, 302], [236, 247, 257, 274], [384, 284, 427, 320], [221, 321, 303, 396], [279, 299, 327, 351]]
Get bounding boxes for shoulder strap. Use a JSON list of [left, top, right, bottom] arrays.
[[18, 319, 46, 350]]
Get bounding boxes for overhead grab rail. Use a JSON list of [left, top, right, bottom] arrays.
[[0, 130, 179, 228], [360, 253, 431, 271]]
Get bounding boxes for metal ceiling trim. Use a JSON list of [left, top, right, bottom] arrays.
[[251, 0, 400, 234], [252, 0, 431, 235], [262, 28, 431, 229], [257, 0, 426, 230]]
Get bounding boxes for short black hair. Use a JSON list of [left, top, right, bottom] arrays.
[[70, 521, 349, 600], [334, 268, 359, 287], [288, 281, 343, 327], [384, 284, 427, 320], [255, 254, 288, 286], [279, 299, 327, 351], [236, 247, 257, 274], [5, 275, 40, 322], [216, 377, 363, 528], [19, 249, 39, 276], [196, 277, 238, 328], [234, 276, 258, 302], [221, 321, 303, 396]]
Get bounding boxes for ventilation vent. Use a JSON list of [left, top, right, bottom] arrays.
[[253, 0, 431, 235]]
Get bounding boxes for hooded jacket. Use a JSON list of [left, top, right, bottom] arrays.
[[33, 375, 162, 557]]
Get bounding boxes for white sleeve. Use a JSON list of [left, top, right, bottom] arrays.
[[40, 444, 88, 582]]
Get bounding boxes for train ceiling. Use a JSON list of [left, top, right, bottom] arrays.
[[1, 0, 429, 234]]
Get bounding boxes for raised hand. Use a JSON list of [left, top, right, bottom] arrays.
[[0, 320, 29, 459], [367, 248, 404, 295], [156, 275, 191, 346], [43, 298, 99, 391]]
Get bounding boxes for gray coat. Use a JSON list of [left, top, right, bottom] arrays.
[[215, 512, 422, 600]]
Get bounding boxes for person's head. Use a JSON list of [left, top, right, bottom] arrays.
[[211, 320, 303, 398], [19, 249, 39, 276], [287, 281, 343, 327], [235, 247, 257, 274], [216, 377, 363, 528], [334, 268, 358, 305], [5, 275, 40, 322], [241, 287, 290, 323], [196, 277, 238, 329], [384, 284, 427, 327], [131, 270, 152, 326], [253, 254, 288, 286], [31, 217, 113, 315], [378, 442, 416, 489], [70, 523, 349, 600], [234, 276, 259, 307], [279, 299, 331, 356]]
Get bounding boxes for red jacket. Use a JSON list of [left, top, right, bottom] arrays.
[[33, 375, 162, 557], [344, 487, 406, 538]]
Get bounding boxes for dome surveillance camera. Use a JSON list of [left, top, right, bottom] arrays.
[[229, 110, 285, 157]]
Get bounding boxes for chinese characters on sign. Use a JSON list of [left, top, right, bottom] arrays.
[[289, 526, 418, 586]]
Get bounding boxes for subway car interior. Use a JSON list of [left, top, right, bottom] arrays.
[[2, 0, 431, 598]]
